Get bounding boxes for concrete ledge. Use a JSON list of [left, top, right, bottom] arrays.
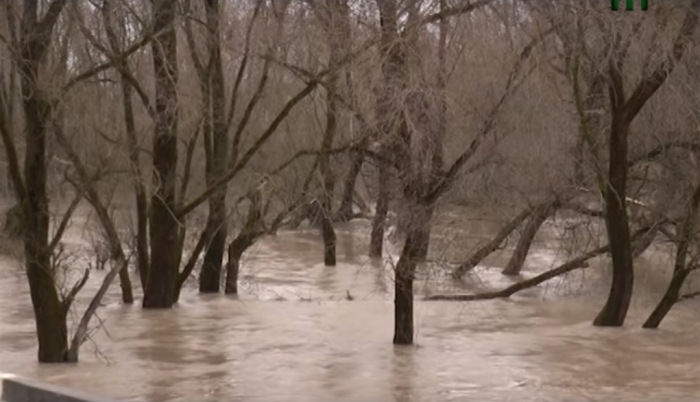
[[2, 375, 118, 402]]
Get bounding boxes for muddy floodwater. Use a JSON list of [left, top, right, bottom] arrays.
[[0, 208, 698, 401]]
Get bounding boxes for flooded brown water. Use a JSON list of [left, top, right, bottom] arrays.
[[0, 208, 698, 401]]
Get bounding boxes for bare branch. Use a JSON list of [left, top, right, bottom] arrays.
[[48, 190, 84, 253], [622, 0, 700, 123], [424, 25, 558, 204], [433, 226, 654, 301], [177, 38, 376, 218], [420, 0, 494, 26], [226, 0, 265, 131], [62, 268, 90, 313], [628, 140, 700, 167]]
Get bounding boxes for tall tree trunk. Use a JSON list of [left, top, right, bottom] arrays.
[[143, 0, 180, 309], [123, 81, 150, 290], [502, 200, 559, 276], [369, 165, 390, 258], [314, 0, 350, 266], [593, 117, 633, 327], [199, 0, 230, 293], [319, 73, 338, 265], [593, 0, 699, 326], [16, 0, 71, 363]]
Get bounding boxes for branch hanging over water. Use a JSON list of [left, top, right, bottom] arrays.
[[432, 227, 652, 301], [429, 244, 610, 301]]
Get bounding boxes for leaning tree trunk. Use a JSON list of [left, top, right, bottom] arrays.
[[643, 269, 692, 329], [453, 206, 536, 279], [502, 200, 559, 276], [143, 0, 180, 309], [643, 182, 700, 328]]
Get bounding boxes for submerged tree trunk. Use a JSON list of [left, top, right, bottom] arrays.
[[453, 206, 535, 279], [319, 73, 338, 265], [199, 0, 230, 293], [431, 225, 654, 302], [643, 183, 700, 328], [123, 79, 150, 290], [643, 269, 692, 329], [143, 0, 180, 309], [225, 189, 264, 294], [393, 217, 427, 345], [16, 0, 71, 362], [593, 116, 633, 327], [315, 0, 351, 266], [225, 234, 255, 294], [502, 200, 559, 276], [593, 0, 700, 326], [200, 194, 227, 292]]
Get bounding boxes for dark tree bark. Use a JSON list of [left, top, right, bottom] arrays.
[[594, 3, 699, 326], [643, 182, 700, 328], [502, 200, 559, 276], [143, 0, 180, 309], [225, 234, 255, 294], [593, 114, 634, 326], [13, 0, 72, 363], [196, 0, 230, 293], [429, 225, 654, 302], [643, 269, 692, 328], [393, 232, 419, 344], [225, 188, 264, 294]]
